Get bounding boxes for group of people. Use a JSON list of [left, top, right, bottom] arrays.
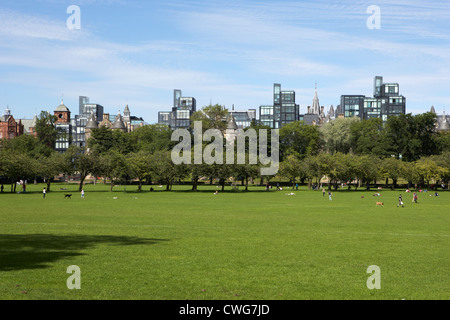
[[398, 192, 420, 207]]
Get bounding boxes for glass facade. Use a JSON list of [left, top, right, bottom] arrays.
[[340, 95, 365, 118], [158, 111, 172, 127], [261, 84, 299, 129], [229, 109, 256, 129], [259, 105, 274, 128], [342, 77, 406, 122], [55, 123, 71, 153], [158, 90, 196, 130]]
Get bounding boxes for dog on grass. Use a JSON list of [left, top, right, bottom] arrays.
[[64, 194, 72, 199], [376, 202, 384, 207]]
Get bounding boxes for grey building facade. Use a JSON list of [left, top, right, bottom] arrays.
[[259, 83, 299, 129], [340, 76, 406, 122]]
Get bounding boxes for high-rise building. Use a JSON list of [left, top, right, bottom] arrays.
[[259, 83, 299, 129], [71, 96, 104, 148], [341, 76, 406, 122], [158, 89, 196, 130], [340, 95, 365, 118]]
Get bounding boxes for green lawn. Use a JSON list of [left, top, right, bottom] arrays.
[[0, 182, 448, 300]]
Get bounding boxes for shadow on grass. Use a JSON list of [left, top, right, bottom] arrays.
[[0, 234, 169, 272]]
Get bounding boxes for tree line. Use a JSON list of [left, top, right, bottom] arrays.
[[0, 107, 449, 192]]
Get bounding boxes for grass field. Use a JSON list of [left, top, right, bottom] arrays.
[[0, 182, 448, 300]]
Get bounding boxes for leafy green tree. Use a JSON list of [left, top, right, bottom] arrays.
[[320, 117, 360, 154], [353, 155, 381, 190], [279, 155, 303, 188], [37, 151, 65, 192], [130, 124, 174, 153], [400, 161, 420, 189], [68, 147, 96, 191], [414, 112, 440, 157], [350, 118, 388, 157], [332, 153, 357, 190], [436, 131, 450, 153], [303, 155, 325, 190], [88, 126, 114, 155], [380, 157, 403, 189], [34, 111, 58, 149], [0, 150, 36, 192], [279, 121, 323, 160], [385, 112, 440, 162], [112, 130, 135, 155], [127, 151, 152, 192], [430, 152, 450, 189], [416, 157, 447, 189], [190, 104, 229, 132], [152, 150, 188, 191]]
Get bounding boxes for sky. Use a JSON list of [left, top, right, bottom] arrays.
[[0, 0, 449, 124]]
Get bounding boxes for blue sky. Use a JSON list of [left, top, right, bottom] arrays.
[[0, 0, 449, 124]]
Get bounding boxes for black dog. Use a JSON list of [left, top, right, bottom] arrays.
[[64, 194, 72, 199]]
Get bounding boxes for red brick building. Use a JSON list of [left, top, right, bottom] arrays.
[[0, 107, 24, 140]]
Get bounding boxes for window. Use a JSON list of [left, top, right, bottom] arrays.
[[177, 110, 190, 119]]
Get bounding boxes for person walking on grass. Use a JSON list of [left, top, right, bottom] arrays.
[[322, 188, 326, 197], [397, 194, 404, 207], [43, 187, 46, 199], [81, 189, 85, 199], [328, 191, 332, 201]]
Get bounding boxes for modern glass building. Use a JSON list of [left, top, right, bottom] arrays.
[[340, 95, 365, 118], [229, 107, 256, 129], [71, 97, 104, 148], [259, 83, 299, 129], [158, 89, 196, 130], [341, 76, 406, 122]]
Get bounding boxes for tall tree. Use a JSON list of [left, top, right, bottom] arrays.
[[350, 118, 388, 157], [127, 151, 152, 192], [151, 150, 188, 191], [34, 111, 58, 149], [37, 151, 65, 192], [130, 124, 174, 153], [190, 104, 229, 132], [279, 121, 323, 160], [279, 154, 303, 188], [380, 157, 403, 189], [320, 117, 360, 154]]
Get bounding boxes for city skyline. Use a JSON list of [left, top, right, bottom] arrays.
[[0, 0, 449, 123]]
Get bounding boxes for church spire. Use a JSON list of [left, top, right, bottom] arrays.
[[312, 82, 320, 115]]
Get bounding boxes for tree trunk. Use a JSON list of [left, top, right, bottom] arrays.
[[245, 177, 249, 191], [192, 176, 198, 191], [78, 175, 86, 192], [47, 180, 51, 193]]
